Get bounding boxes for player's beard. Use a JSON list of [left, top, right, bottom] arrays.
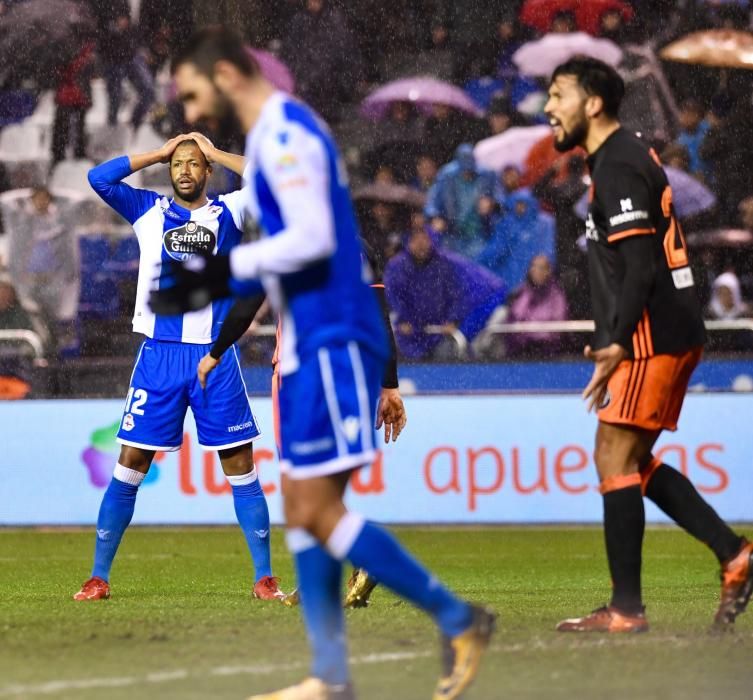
[[553, 112, 588, 152], [172, 174, 207, 202]]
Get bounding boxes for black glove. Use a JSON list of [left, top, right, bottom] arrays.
[[148, 253, 232, 315]]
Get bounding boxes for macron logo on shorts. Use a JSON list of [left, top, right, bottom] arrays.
[[227, 421, 254, 433]]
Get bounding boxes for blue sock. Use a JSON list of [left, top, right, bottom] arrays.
[[91, 464, 144, 581], [287, 528, 349, 686], [328, 513, 472, 637], [229, 471, 272, 581]]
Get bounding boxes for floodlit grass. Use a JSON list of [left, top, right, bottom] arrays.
[[0, 526, 751, 699]]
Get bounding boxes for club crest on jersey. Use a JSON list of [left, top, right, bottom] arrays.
[[163, 221, 216, 261], [122, 413, 135, 431]]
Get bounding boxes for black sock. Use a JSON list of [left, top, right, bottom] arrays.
[[644, 464, 743, 564], [603, 484, 645, 614]]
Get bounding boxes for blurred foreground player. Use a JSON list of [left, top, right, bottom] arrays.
[[545, 57, 752, 632], [197, 250, 407, 611], [74, 134, 285, 602], [157, 27, 495, 700]]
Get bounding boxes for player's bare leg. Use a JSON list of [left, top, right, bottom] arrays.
[[249, 472, 494, 700], [219, 444, 284, 602], [74, 445, 153, 601]]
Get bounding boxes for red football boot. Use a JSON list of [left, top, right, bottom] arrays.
[[556, 605, 648, 633], [253, 575, 286, 602], [715, 538, 753, 627], [73, 576, 110, 601]]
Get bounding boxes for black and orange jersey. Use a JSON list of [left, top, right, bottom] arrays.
[[585, 128, 705, 358]]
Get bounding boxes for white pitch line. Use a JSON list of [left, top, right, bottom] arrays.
[[0, 634, 731, 698]]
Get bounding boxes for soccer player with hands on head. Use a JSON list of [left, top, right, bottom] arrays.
[[75, 131, 287, 603]]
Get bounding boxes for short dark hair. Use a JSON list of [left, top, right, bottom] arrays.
[[171, 25, 258, 78], [550, 57, 625, 119], [170, 138, 210, 166]]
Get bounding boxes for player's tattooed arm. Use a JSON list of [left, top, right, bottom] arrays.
[[186, 132, 247, 176]]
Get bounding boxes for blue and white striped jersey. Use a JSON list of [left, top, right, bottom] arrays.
[[89, 157, 251, 344], [229, 92, 388, 375]]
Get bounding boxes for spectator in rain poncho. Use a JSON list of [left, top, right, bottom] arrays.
[[505, 255, 568, 358], [477, 188, 555, 292], [2, 186, 80, 354], [424, 143, 504, 260], [707, 271, 750, 320], [706, 271, 753, 351], [384, 224, 505, 360]]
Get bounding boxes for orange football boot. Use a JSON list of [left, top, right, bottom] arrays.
[[73, 576, 110, 601], [556, 605, 648, 633], [714, 538, 753, 627], [253, 575, 286, 602]]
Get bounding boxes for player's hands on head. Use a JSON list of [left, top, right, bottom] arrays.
[[158, 134, 190, 163], [148, 253, 233, 315], [582, 343, 627, 413], [375, 387, 407, 443], [186, 132, 217, 164], [197, 353, 220, 390]]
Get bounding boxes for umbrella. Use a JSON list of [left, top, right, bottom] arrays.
[[513, 32, 623, 78], [474, 125, 552, 173], [686, 229, 753, 249], [0, 0, 95, 89], [520, 0, 634, 36], [574, 166, 717, 220], [360, 77, 483, 120], [354, 182, 426, 209], [659, 30, 753, 70], [246, 48, 295, 93]]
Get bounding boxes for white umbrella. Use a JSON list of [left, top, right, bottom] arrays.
[[473, 125, 552, 173], [513, 32, 623, 78]]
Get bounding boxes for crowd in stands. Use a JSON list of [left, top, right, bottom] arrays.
[[1, 0, 753, 396]]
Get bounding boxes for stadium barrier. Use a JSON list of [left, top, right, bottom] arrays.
[[1, 393, 750, 525]]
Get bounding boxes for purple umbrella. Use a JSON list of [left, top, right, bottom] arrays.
[[247, 47, 295, 94], [360, 76, 483, 120]]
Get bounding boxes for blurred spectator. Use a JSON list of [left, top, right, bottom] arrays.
[[425, 144, 503, 259], [660, 142, 691, 172], [0, 275, 35, 399], [505, 255, 569, 358], [3, 186, 80, 356], [598, 9, 630, 43], [495, 12, 524, 84], [478, 188, 556, 292], [706, 270, 753, 351], [707, 271, 750, 320], [700, 92, 753, 225], [94, 1, 155, 131], [485, 95, 515, 138], [676, 99, 711, 181], [384, 224, 505, 360], [532, 153, 590, 317], [372, 101, 423, 148], [51, 40, 96, 166], [395, 17, 455, 81], [411, 154, 439, 192], [282, 0, 363, 123], [423, 104, 481, 165], [501, 166, 523, 198], [551, 10, 578, 33]]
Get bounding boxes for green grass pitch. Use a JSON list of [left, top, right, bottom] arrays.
[[1, 526, 752, 699]]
